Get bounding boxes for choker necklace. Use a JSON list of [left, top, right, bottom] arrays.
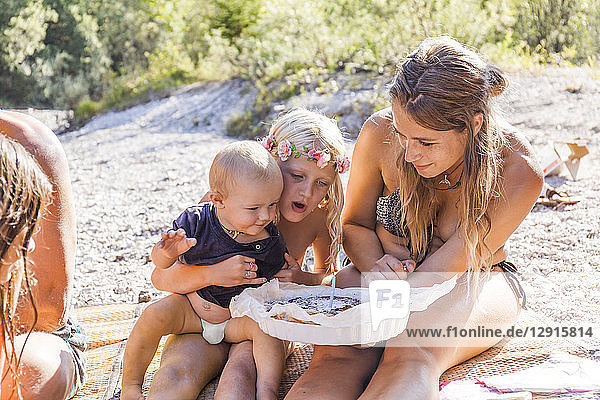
[[434, 171, 462, 191], [219, 222, 241, 239], [438, 160, 464, 186]]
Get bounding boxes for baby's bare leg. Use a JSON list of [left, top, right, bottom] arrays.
[[225, 317, 286, 400], [122, 294, 204, 400]]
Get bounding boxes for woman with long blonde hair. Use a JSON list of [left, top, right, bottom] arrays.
[[286, 36, 543, 399], [0, 135, 52, 399]]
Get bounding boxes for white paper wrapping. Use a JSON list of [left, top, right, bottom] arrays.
[[229, 276, 457, 345]]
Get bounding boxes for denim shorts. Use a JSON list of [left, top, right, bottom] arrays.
[[52, 316, 87, 398]]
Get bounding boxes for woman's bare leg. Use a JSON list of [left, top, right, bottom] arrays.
[[214, 341, 257, 400], [147, 333, 229, 400], [358, 268, 521, 400], [287, 265, 520, 399], [1, 332, 76, 400], [285, 344, 382, 400], [223, 317, 286, 400]]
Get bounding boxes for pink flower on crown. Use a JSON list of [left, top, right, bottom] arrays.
[[261, 133, 275, 152], [277, 139, 293, 161], [308, 149, 331, 168], [336, 155, 350, 174]]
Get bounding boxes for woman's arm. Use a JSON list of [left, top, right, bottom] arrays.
[[342, 115, 396, 273], [151, 261, 216, 294], [151, 255, 266, 294]]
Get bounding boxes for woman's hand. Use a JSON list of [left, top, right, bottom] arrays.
[[368, 254, 416, 282], [274, 253, 323, 285], [208, 255, 266, 287], [151, 255, 265, 293]]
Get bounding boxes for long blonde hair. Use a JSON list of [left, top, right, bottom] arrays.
[[266, 108, 347, 270], [0, 135, 52, 399], [388, 36, 507, 277]]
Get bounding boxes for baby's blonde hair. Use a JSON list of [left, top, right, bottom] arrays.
[[267, 108, 346, 270], [209, 141, 282, 197]]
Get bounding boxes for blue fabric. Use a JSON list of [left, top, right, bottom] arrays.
[[174, 203, 287, 308], [52, 315, 87, 398]]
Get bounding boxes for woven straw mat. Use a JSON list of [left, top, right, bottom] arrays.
[[70, 304, 597, 400]]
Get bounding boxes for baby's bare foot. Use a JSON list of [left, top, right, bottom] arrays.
[[121, 384, 145, 400]]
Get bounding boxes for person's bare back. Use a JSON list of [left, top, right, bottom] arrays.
[[0, 110, 85, 399]]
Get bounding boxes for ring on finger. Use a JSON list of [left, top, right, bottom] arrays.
[[249, 262, 256, 270], [402, 264, 408, 272], [244, 270, 252, 279]]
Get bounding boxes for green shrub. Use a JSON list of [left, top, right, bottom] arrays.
[[75, 99, 101, 120], [2, 0, 599, 110], [226, 110, 267, 138], [510, 0, 598, 64]]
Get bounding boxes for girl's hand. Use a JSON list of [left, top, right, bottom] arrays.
[[157, 228, 197, 258], [368, 254, 416, 282], [274, 253, 323, 285], [210, 255, 266, 287]]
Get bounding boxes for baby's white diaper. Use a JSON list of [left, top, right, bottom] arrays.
[[201, 319, 229, 345]]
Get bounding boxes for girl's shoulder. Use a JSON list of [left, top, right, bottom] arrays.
[[277, 208, 328, 261], [281, 206, 328, 239]]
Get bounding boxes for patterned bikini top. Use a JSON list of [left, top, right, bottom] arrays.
[[375, 188, 407, 237], [375, 188, 434, 264]]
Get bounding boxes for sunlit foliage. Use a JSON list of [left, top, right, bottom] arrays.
[[1, 0, 598, 110]]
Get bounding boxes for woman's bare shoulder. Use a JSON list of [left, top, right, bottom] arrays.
[[357, 108, 401, 169], [361, 108, 397, 143], [503, 129, 542, 173], [501, 129, 544, 195], [0, 110, 63, 156]]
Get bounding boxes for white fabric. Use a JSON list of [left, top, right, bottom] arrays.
[[229, 277, 457, 345], [201, 319, 229, 345], [480, 351, 600, 393]]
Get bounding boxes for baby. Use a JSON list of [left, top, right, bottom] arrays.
[[122, 141, 288, 400]]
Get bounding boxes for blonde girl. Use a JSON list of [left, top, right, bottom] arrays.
[[265, 108, 349, 282], [0, 135, 52, 399], [148, 108, 350, 399]]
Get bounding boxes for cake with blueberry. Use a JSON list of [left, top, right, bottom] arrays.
[[264, 296, 361, 324]]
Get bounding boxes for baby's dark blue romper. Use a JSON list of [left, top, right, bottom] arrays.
[[174, 202, 287, 308]]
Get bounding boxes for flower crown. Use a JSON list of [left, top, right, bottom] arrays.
[[260, 133, 350, 174]]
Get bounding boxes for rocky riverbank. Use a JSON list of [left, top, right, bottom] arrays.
[[57, 67, 599, 349]]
